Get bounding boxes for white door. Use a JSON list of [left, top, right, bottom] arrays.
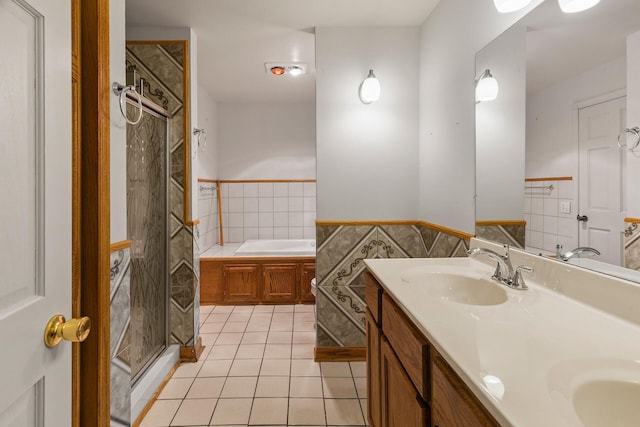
[[0, 0, 72, 425], [578, 96, 626, 265]]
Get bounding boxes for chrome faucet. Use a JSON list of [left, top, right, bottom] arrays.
[[555, 244, 600, 261], [467, 244, 532, 290]]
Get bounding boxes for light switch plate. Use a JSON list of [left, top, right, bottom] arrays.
[[559, 200, 571, 214]]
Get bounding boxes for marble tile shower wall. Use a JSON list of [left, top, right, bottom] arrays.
[[198, 184, 219, 254], [221, 181, 316, 243], [315, 224, 469, 347], [127, 42, 199, 348], [624, 221, 640, 271], [524, 179, 577, 254], [110, 247, 132, 427], [475, 223, 525, 248]]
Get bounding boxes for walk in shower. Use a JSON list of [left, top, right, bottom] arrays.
[[126, 98, 170, 383]]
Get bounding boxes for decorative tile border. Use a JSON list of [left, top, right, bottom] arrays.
[[315, 222, 470, 347], [110, 247, 131, 426]]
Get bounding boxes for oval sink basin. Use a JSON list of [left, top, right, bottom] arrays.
[[403, 271, 508, 306], [573, 380, 640, 427]]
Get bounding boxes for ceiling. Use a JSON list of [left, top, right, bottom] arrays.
[[523, 0, 640, 94], [125, 0, 440, 103]]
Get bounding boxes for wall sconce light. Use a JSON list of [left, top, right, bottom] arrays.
[[359, 69, 380, 104], [558, 0, 600, 13], [493, 0, 531, 13], [475, 69, 499, 103], [193, 128, 207, 151]]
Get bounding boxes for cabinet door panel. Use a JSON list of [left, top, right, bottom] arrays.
[[264, 264, 298, 303], [381, 338, 429, 427], [432, 352, 499, 427], [382, 293, 430, 401], [224, 264, 259, 302], [366, 310, 382, 427]]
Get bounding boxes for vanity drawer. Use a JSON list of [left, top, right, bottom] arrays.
[[365, 272, 383, 325], [382, 293, 430, 401]]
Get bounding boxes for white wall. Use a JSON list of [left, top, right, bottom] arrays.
[[125, 25, 200, 219], [627, 31, 640, 217], [526, 57, 626, 179], [315, 27, 420, 220], [197, 84, 219, 180], [475, 25, 527, 221], [218, 103, 316, 180], [110, 0, 127, 242], [418, 0, 543, 233]]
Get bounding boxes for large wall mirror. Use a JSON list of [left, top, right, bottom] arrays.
[[475, 0, 640, 281]]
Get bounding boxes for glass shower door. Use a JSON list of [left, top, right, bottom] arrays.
[[126, 102, 169, 382]]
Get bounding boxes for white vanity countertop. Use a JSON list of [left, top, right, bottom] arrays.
[[364, 256, 640, 426]]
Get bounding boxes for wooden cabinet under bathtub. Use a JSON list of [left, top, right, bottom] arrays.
[[200, 257, 315, 305], [365, 272, 500, 427]]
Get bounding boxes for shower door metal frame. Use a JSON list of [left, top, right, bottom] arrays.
[[126, 95, 172, 385]]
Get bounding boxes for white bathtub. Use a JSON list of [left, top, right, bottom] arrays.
[[234, 239, 316, 257]]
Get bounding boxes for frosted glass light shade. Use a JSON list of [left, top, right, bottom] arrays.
[[493, 0, 531, 13], [558, 0, 600, 13], [476, 70, 499, 102], [359, 70, 380, 104]]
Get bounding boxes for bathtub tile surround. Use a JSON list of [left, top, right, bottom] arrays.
[[624, 219, 640, 270], [220, 181, 316, 243], [524, 178, 577, 253], [110, 247, 132, 427], [198, 181, 219, 253], [475, 222, 525, 249], [128, 41, 201, 350], [315, 223, 470, 347]]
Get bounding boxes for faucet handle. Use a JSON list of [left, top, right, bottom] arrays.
[[513, 265, 534, 290]]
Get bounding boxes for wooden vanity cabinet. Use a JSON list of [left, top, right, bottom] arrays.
[[201, 258, 315, 304], [365, 272, 500, 427]]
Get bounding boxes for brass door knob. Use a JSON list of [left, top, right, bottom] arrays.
[[44, 314, 91, 348]]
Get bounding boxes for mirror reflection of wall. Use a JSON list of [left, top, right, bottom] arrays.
[[475, 0, 640, 280]]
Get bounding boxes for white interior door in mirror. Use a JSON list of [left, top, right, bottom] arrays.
[[0, 0, 72, 425], [578, 97, 626, 265]]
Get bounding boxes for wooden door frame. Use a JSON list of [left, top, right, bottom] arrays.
[[72, 0, 111, 426]]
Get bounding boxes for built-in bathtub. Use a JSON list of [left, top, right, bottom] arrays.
[[200, 239, 316, 305], [234, 239, 316, 256]]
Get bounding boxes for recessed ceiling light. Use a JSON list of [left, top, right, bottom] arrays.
[[265, 63, 307, 76]]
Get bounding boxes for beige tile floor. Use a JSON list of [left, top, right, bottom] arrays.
[[140, 304, 369, 427]]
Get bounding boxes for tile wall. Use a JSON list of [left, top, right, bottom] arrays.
[[198, 182, 219, 254], [624, 221, 640, 270], [315, 223, 470, 347], [220, 181, 316, 243], [475, 223, 525, 248], [110, 247, 132, 426], [128, 42, 199, 348], [524, 179, 577, 254]]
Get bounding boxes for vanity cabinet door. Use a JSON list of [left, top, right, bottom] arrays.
[[223, 264, 260, 302], [263, 263, 298, 303], [366, 309, 381, 427], [299, 262, 316, 303], [380, 337, 429, 427], [432, 352, 499, 427]]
